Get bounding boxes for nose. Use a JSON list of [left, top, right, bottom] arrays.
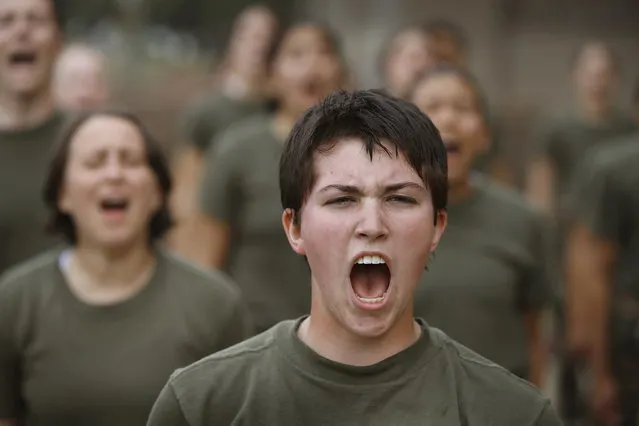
[[104, 159, 125, 181], [355, 200, 388, 242]]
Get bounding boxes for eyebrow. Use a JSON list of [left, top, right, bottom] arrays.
[[318, 182, 425, 195]]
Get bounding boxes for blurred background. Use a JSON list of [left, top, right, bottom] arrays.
[[56, 0, 639, 187]]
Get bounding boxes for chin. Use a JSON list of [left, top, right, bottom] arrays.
[[345, 314, 394, 340]]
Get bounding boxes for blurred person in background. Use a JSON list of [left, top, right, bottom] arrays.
[[175, 22, 349, 334], [411, 66, 552, 387], [0, 111, 251, 426], [564, 81, 639, 426], [525, 41, 636, 423], [53, 42, 110, 111], [168, 5, 279, 245], [380, 20, 466, 101], [0, 0, 68, 274]]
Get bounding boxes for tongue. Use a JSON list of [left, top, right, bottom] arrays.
[[350, 264, 389, 298]]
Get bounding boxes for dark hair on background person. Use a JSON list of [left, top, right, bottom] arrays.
[[279, 89, 448, 224], [421, 19, 468, 54], [43, 110, 173, 244]]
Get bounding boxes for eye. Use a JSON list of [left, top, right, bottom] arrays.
[[387, 195, 417, 204], [327, 196, 356, 206]]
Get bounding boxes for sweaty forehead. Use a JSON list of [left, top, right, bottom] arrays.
[[312, 138, 422, 188]]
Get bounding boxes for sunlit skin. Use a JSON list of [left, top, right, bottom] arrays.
[[411, 73, 489, 198], [283, 139, 446, 358], [58, 116, 162, 252], [271, 25, 344, 120], [0, 0, 59, 98]]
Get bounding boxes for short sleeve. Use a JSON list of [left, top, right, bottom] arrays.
[[0, 281, 21, 419], [147, 381, 190, 426], [197, 132, 243, 224], [533, 401, 563, 426], [178, 97, 215, 152], [520, 213, 554, 311]]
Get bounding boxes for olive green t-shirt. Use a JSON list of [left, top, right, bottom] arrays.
[[0, 111, 68, 274], [415, 177, 552, 374], [569, 135, 639, 302], [178, 90, 266, 152], [147, 318, 562, 426], [199, 114, 310, 333], [0, 247, 252, 426], [540, 112, 636, 217]]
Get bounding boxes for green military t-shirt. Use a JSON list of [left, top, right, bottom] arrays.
[[0, 247, 252, 426], [199, 114, 310, 333], [178, 90, 266, 152], [540, 112, 636, 217], [0, 111, 68, 274], [570, 135, 639, 302], [147, 318, 562, 426], [415, 177, 552, 374]]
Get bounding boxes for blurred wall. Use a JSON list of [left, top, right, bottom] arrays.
[[306, 0, 639, 185]]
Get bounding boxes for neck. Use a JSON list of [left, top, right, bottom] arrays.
[[448, 176, 474, 204], [577, 97, 611, 124], [0, 89, 55, 131], [300, 289, 421, 367], [221, 70, 262, 100], [71, 241, 155, 288], [272, 110, 298, 142]]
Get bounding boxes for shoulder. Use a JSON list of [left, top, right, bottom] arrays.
[[476, 178, 543, 225], [0, 250, 59, 290], [167, 322, 283, 403], [0, 250, 60, 310], [158, 248, 243, 304], [429, 327, 555, 424], [212, 114, 273, 155]]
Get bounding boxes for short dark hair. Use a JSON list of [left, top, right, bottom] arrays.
[[279, 90, 448, 225], [43, 110, 173, 244], [421, 19, 468, 55]]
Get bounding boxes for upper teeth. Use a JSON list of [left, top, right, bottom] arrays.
[[356, 255, 385, 265]]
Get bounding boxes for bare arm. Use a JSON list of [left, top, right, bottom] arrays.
[[525, 158, 555, 215], [171, 214, 230, 270], [564, 224, 612, 358], [525, 309, 549, 389], [0, 420, 17, 426]]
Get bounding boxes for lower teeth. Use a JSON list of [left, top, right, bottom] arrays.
[[357, 295, 385, 304]]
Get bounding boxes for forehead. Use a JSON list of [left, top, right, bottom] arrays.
[[391, 30, 428, 53], [281, 26, 330, 52], [312, 138, 422, 186], [416, 73, 475, 99], [69, 116, 144, 155], [0, 0, 52, 15]]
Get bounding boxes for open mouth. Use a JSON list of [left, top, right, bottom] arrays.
[[350, 254, 391, 306], [8, 51, 37, 66], [100, 198, 130, 214]]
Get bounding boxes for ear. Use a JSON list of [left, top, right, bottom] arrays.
[[429, 210, 448, 253], [282, 208, 306, 255], [58, 186, 71, 214]]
